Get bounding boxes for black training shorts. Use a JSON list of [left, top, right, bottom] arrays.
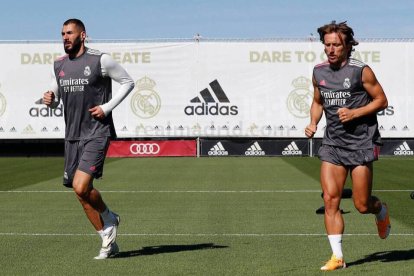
[[63, 137, 110, 188], [318, 144, 379, 166]]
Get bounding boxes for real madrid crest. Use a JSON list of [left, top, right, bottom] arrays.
[[83, 66, 91, 76], [131, 76, 161, 119], [286, 76, 313, 118], [343, 78, 351, 89]]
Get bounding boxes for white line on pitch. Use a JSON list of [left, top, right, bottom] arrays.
[[0, 190, 320, 193], [0, 189, 412, 193], [0, 232, 412, 237]]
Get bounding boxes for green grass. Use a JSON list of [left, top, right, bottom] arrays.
[[0, 157, 413, 275]]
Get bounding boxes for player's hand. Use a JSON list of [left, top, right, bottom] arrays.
[[337, 107, 354, 123], [89, 106, 105, 119], [305, 124, 317, 138], [43, 91, 55, 106]]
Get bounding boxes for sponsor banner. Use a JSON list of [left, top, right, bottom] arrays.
[[106, 140, 196, 157], [311, 138, 414, 156], [0, 41, 412, 138], [379, 139, 414, 156], [200, 139, 309, 156]]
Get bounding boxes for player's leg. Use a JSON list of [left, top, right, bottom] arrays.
[[72, 170, 119, 259], [76, 137, 118, 226], [321, 161, 348, 234], [320, 160, 348, 271], [82, 137, 120, 231], [72, 170, 105, 230], [72, 169, 119, 231], [75, 137, 120, 259], [351, 163, 390, 239], [350, 163, 377, 213], [64, 140, 103, 229]]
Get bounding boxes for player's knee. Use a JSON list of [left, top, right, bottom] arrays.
[[354, 201, 369, 214], [323, 193, 340, 205], [72, 182, 91, 199], [73, 186, 88, 199], [72, 171, 94, 199]]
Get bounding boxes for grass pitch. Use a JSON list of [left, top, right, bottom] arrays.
[[0, 156, 413, 275]]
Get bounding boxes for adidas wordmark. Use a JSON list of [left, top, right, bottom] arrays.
[[394, 141, 413, 155], [282, 141, 302, 156], [245, 141, 265, 156], [208, 142, 229, 156]]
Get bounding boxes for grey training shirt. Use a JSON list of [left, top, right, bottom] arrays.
[[313, 58, 381, 149], [51, 48, 134, 141]]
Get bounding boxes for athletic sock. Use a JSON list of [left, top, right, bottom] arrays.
[[375, 203, 387, 221], [100, 208, 116, 227], [328, 234, 343, 259], [97, 229, 105, 240]]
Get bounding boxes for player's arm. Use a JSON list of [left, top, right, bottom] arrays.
[[89, 54, 135, 118], [305, 76, 323, 138], [337, 66, 388, 123], [43, 69, 60, 108]]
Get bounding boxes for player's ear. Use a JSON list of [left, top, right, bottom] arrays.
[[80, 31, 87, 41]]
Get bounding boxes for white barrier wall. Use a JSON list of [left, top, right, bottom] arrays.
[[0, 40, 412, 139]]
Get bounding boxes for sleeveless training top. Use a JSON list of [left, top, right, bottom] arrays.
[[313, 58, 381, 150], [54, 48, 116, 140]]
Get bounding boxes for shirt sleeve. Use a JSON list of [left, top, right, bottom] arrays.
[[48, 69, 61, 109], [100, 54, 135, 116]]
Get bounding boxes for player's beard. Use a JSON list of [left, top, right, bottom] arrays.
[[64, 36, 82, 56]]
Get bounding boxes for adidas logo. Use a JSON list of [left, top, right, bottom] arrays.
[[184, 79, 238, 116], [245, 141, 265, 156], [23, 125, 35, 134], [282, 141, 302, 156], [29, 98, 63, 117], [394, 141, 413, 155], [208, 142, 228, 156]]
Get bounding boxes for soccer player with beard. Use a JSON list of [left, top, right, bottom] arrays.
[[305, 21, 391, 271], [43, 18, 134, 259]]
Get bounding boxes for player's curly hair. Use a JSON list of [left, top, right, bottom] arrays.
[[317, 21, 358, 57]]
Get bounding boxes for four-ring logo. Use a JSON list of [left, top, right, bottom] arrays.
[[129, 143, 160, 155]]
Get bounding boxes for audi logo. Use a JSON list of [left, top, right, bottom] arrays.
[[129, 143, 160, 155]]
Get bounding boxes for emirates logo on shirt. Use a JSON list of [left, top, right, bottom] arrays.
[[58, 70, 65, 77]]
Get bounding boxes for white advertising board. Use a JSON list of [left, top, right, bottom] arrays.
[[0, 40, 411, 138]]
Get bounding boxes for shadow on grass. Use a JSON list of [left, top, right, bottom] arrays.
[[114, 243, 228, 258], [347, 249, 414, 267]]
